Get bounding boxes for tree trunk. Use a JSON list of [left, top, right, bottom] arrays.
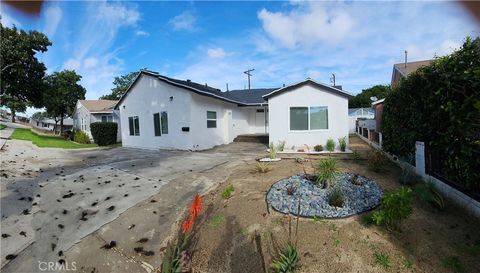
[[11, 109, 16, 123], [60, 117, 64, 135], [54, 119, 59, 135]]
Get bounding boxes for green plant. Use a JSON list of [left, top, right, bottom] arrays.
[[315, 158, 339, 187], [403, 258, 413, 269], [90, 122, 118, 146], [269, 142, 277, 159], [338, 137, 347, 152], [374, 252, 391, 269], [372, 187, 413, 230], [326, 138, 335, 152], [208, 214, 224, 227], [442, 256, 464, 273], [255, 162, 271, 173], [271, 242, 298, 273], [333, 238, 340, 247], [328, 187, 344, 207], [74, 130, 90, 144], [382, 37, 480, 197], [367, 150, 387, 172], [352, 150, 362, 161], [360, 212, 374, 226], [277, 140, 286, 152], [414, 181, 445, 210], [221, 184, 234, 199], [314, 144, 323, 152]]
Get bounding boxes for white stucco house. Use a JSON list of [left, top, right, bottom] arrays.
[[115, 69, 353, 151], [72, 100, 122, 141]]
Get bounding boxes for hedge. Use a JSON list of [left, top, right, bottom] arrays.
[[382, 37, 480, 195], [90, 122, 118, 146], [74, 130, 90, 144]]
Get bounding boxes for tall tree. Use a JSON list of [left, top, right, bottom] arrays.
[[99, 71, 139, 100], [0, 24, 51, 121], [349, 85, 391, 108], [44, 70, 86, 133]]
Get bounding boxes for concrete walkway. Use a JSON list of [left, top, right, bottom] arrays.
[[0, 139, 265, 273]]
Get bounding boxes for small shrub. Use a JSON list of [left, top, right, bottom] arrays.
[[255, 162, 271, 173], [221, 184, 234, 199], [442, 256, 464, 273], [352, 150, 362, 161], [367, 150, 387, 172], [271, 242, 298, 273], [286, 185, 296, 195], [328, 187, 344, 207], [74, 130, 90, 144], [338, 137, 347, 152], [360, 212, 374, 226], [269, 142, 277, 159], [403, 258, 413, 269], [414, 181, 445, 210], [61, 130, 73, 140], [314, 144, 323, 152], [326, 138, 335, 152], [315, 158, 339, 188], [90, 122, 118, 146], [277, 140, 286, 152], [374, 252, 391, 269], [398, 166, 419, 185], [372, 187, 413, 230], [350, 174, 362, 185]]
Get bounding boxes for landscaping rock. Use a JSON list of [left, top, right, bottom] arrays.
[[266, 173, 383, 218]]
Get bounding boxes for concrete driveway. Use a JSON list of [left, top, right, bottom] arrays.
[[0, 139, 265, 273]]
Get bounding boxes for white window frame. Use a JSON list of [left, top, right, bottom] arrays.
[[101, 115, 113, 123], [129, 116, 140, 136], [206, 111, 217, 128], [288, 106, 329, 132]]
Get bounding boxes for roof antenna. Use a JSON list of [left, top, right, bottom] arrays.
[[243, 69, 254, 90], [226, 83, 229, 92], [330, 73, 336, 86], [404, 50, 408, 68]]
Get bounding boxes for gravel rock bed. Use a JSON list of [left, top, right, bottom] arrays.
[[266, 173, 383, 218]]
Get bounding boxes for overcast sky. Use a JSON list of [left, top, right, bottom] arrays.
[[1, 0, 479, 115]]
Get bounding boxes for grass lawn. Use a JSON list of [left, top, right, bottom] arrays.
[[0, 124, 6, 130], [10, 128, 98, 149]]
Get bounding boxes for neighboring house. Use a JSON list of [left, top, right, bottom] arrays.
[[391, 59, 433, 86], [371, 98, 385, 132], [115, 69, 353, 150], [72, 100, 121, 141], [31, 118, 73, 134], [348, 108, 374, 133]]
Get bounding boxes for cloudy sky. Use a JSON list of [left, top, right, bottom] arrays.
[[1, 0, 478, 113]]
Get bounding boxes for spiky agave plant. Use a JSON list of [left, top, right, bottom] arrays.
[[315, 158, 339, 188], [271, 242, 299, 273]]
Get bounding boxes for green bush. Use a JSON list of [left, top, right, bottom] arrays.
[[221, 184, 234, 199], [326, 138, 335, 152], [314, 144, 323, 152], [74, 130, 90, 144], [271, 242, 298, 273], [61, 130, 73, 140], [382, 37, 480, 196], [372, 187, 413, 230], [338, 137, 347, 152], [90, 122, 117, 146], [414, 181, 445, 210], [328, 187, 344, 207], [315, 158, 338, 188], [367, 150, 387, 172]]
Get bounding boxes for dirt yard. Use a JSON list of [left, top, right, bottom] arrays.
[[185, 135, 480, 273]]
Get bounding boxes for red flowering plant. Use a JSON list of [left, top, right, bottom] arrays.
[[161, 194, 202, 273]]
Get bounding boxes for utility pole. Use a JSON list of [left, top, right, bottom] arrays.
[[405, 50, 408, 68], [244, 69, 254, 90]]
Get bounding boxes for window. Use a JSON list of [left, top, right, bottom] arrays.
[[207, 111, 217, 128], [153, 112, 168, 136], [290, 106, 328, 131], [101, 115, 113, 122], [81, 118, 86, 131], [128, 116, 140, 136]]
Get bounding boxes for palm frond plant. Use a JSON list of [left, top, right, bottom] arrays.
[[315, 158, 339, 188], [271, 242, 299, 273]]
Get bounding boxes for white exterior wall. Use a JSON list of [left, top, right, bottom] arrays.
[[268, 84, 349, 149], [118, 74, 193, 150]]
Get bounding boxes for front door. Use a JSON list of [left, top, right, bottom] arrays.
[[255, 108, 267, 133]]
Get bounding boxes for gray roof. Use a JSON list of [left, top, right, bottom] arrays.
[[224, 88, 278, 104], [263, 79, 354, 99], [32, 118, 73, 126], [348, 108, 374, 116]]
